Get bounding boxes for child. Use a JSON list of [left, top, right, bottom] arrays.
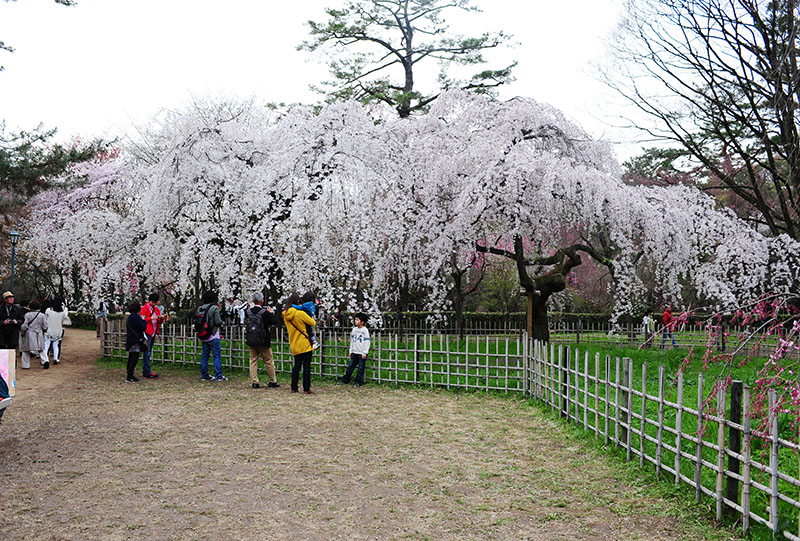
[[337, 313, 370, 388], [125, 301, 147, 382], [292, 292, 320, 351], [641, 309, 655, 348]]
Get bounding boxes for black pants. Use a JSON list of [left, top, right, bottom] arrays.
[[126, 350, 140, 379], [291, 351, 312, 392]]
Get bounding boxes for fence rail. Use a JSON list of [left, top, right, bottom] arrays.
[[101, 320, 800, 538]]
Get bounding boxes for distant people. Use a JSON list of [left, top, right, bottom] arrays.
[[245, 292, 279, 389], [293, 292, 320, 350], [197, 291, 227, 382], [95, 299, 109, 340], [283, 292, 316, 394], [661, 304, 678, 349], [337, 312, 371, 388], [140, 293, 164, 379], [20, 299, 49, 369], [44, 296, 69, 365], [0, 292, 23, 350], [641, 309, 655, 349], [124, 301, 147, 383]]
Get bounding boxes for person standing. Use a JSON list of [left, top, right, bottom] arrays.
[[44, 297, 69, 365], [20, 299, 48, 369], [140, 293, 163, 379], [661, 304, 678, 349], [197, 291, 227, 382], [641, 309, 655, 349], [337, 313, 371, 388], [245, 292, 279, 389], [282, 292, 316, 394], [95, 299, 109, 340], [0, 292, 23, 350], [124, 301, 147, 383]]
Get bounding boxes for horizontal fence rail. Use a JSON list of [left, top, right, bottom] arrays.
[[549, 320, 794, 359], [101, 320, 800, 538]]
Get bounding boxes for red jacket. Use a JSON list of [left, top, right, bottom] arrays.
[[141, 302, 162, 336], [662, 310, 673, 328]]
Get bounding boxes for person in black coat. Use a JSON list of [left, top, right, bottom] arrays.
[[0, 292, 24, 350], [125, 301, 147, 383]]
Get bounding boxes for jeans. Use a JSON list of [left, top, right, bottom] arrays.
[[291, 351, 312, 392], [661, 330, 678, 349], [141, 334, 155, 375], [201, 338, 223, 379], [343, 353, 366, 384]]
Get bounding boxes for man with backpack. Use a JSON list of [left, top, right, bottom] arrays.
[[245, 291, 279, 389], [194, 291, 227, 381]]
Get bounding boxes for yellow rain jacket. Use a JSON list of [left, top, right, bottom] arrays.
[[283, 307, 316, 355]]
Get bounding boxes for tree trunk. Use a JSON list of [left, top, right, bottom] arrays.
[[527, 292, 550, 342]]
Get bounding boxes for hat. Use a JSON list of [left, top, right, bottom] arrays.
[[2, 291, 13, 299]]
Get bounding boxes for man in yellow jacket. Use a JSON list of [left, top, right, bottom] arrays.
[[282, 292, 316, 394]]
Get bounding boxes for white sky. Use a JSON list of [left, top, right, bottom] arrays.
[[0, 0, 641, 158]]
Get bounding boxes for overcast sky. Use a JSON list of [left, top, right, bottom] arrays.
[[0, 0, 641, 158]]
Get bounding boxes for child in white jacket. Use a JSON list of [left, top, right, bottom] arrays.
[[337, 313, 370, 388]]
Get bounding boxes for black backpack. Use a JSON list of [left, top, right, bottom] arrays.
[[194, 304, 212, 339], [245, 307, 268, 347]]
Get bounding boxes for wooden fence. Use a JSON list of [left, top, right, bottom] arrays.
[[101, 320, 800, 538], [549, 320, 792, 359]]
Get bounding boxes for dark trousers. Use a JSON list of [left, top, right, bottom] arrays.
[[126, 350, 140, 379], [291, 351, 312, 392], [343, 353, 366, 384]]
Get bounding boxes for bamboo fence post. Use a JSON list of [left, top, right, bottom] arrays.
[[604, 355, 611, 445], [715, 386, 726, 522], [521, 336, 528, 397], [625, 358, 633, 461], [594, 352, 600, 440], [562, 346, 569, 419], [674, 371, 684, 487], [583, 351, 589, 431], [769, 389, 779, 536], [614, 357, 621, 445], [655, 365, 665, 478], [413, 334, 419, 384], [725, 381, 743, 519], [695, 374, 704, 503], [574, 348, 579, 424], [640, 362, 648, 467], [742, 385, 751, 535]]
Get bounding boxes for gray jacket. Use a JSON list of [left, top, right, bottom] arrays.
[[21, 311, 48, 353]]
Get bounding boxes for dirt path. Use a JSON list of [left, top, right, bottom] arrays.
[[0, 329, 733, 540]]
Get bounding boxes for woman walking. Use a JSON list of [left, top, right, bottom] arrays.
[[20, 299, 48, 369], [44, 297, 68, 365], [282, 292, 316, 394]]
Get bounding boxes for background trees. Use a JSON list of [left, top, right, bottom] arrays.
[[299, 0, 515, 117], [609, 0, 800, 242]]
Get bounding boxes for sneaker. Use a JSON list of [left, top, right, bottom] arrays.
[[311, 341, 320, 351], [303, 390, 315, 395], [215, 376, 229, 382], [335, 381, 345, 386], [42, 361, 50, 369], [252, 383, 260, 389], [267, 382, 280, 388], [201, 375, 214, 381], [291, 389, 299, 393], [125, 377, 140, 383], [353, 383, 361, 388], [143, 373, 159, 379], [53, 360, 59, 365]]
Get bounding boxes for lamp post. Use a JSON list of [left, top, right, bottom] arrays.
[[9, 230, 19, 293]]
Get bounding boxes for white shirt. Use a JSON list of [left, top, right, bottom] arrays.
[[45, 307, 68, 340], [349, 326, 371, 356]]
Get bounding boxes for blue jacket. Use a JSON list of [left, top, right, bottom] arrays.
[[126, 313, 147, 351]]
